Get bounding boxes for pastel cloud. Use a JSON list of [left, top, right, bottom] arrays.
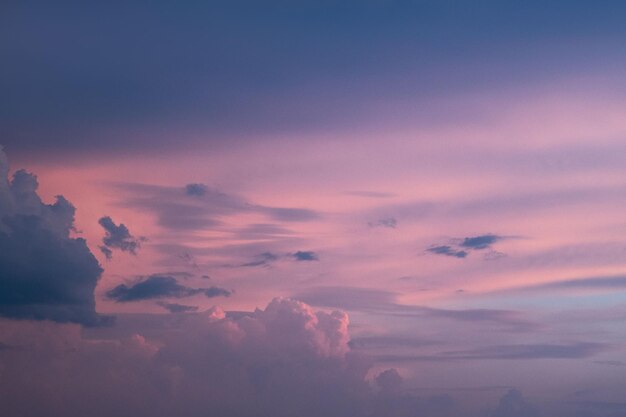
[[0, 298, 368, 417]]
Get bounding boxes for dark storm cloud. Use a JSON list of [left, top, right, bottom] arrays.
[[295, 286, 536, 331], [112, 182, 319, 232], [292, 251, 319, 261], [0, 148, 108, 326], [426, 245, 468, 258], [106, 275, 231, 302], [98, 216, 143, 256], [4, 2, 626, 156]]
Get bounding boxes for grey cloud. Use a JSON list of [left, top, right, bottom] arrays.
[[349, 336, 439, 350], [345, 191, 396, 198], [593, 360, 626, 367], [203, 286, 232, 298], [460, 234, 502, 249], [368, 217, 397, 228], [185, 183, 208, 196], [156, 302, 199, 313], [507, 275, 626, 294], [488, 389, 542, 417], [99, 245, 113, 260], [261, 207, 319, 222], [295, 286, 536, 331], [427, 245, 468, 258], [236, 223, 294, 239], [427, 234, 504, 259], [98, 216, 143, 256], [240, 250, 320, 267], [0, 147, 108, 326], [112, 182, 320, 232], [106, 275, 231, 302], [375, 342, 606, 362], [570, 400, 626, 415], [292, 251, 319, 261], [240, 252, 279, 267]]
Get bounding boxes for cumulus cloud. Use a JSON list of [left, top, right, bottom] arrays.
[[0, 298, 374, 417], [106, 275, 231, 302], [98, 215, 143, 258], [0, 147, 107, 326]]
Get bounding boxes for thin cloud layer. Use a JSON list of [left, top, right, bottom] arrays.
[[295, 286, 537, 331], [112, 182, 319, 233], [0, 148, 107, 326]]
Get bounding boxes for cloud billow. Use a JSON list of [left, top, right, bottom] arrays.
[[0, 147, 108, 326]]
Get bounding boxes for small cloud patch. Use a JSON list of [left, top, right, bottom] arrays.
[[426, 245, 468, 258], [292, 251, 319, 261], [98, 216, 144, 258], [368, 217, 397, 228], [106, 275, 231, 302], [427, 234, 505, 259]]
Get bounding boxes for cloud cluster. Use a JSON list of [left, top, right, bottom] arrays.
[[0, 298, 371, 417], [98, 215, 143, 259], [0, 147, 107, 326]]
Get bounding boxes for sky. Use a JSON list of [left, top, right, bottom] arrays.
[[2, 1, 626, 416]]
